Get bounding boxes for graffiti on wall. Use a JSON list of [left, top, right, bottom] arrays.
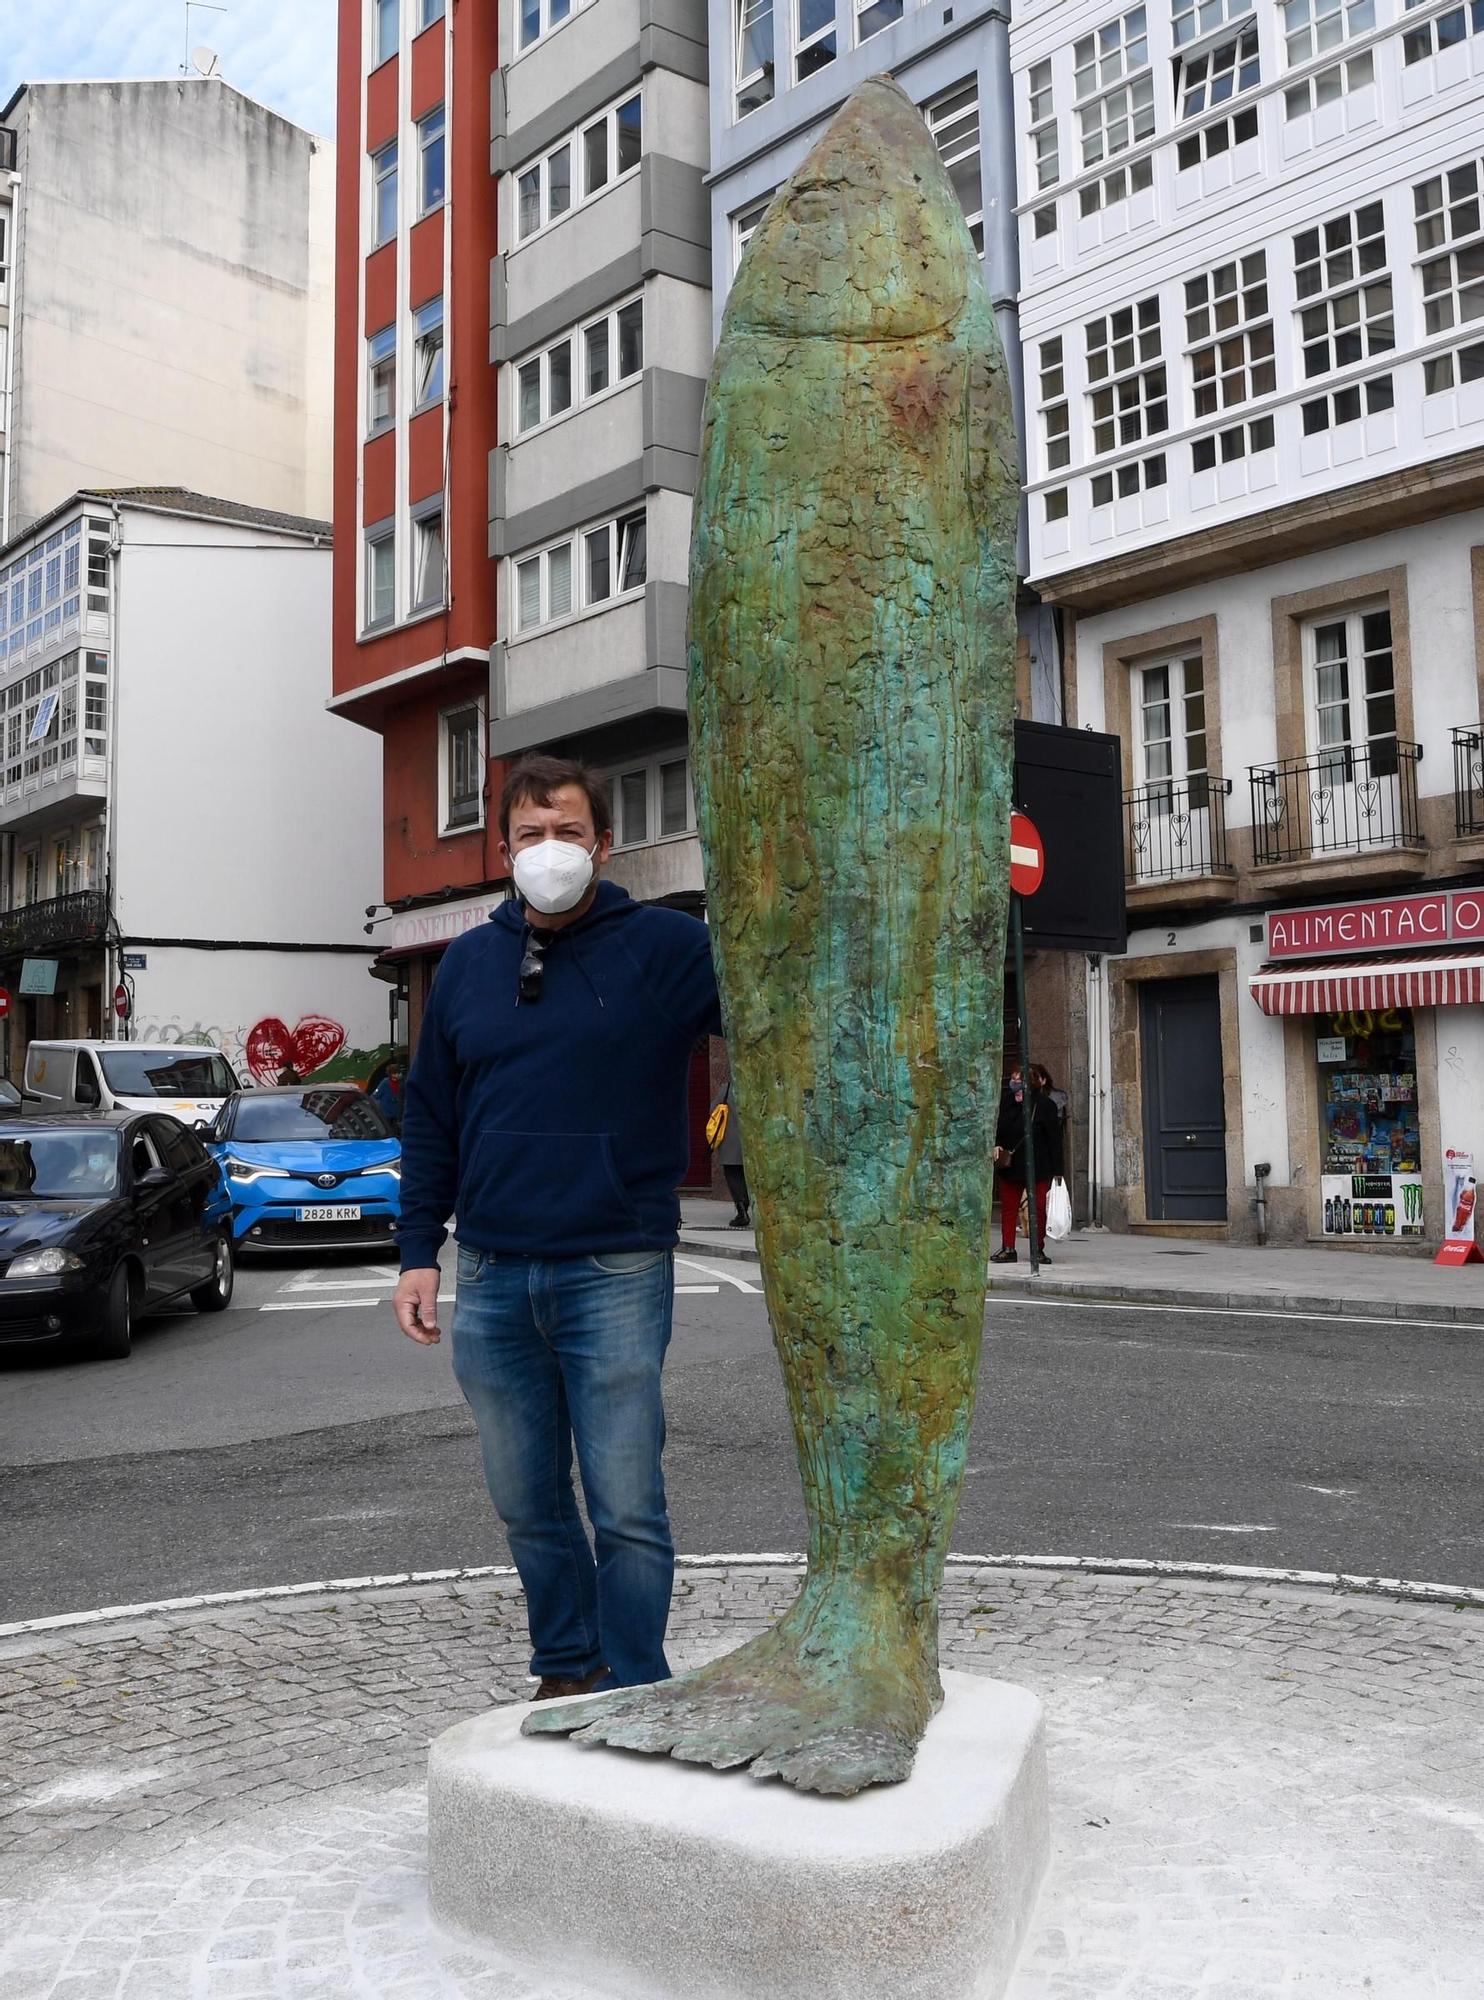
[[243, 1016, 347, 1085], [126, 1015, 396, 1090]]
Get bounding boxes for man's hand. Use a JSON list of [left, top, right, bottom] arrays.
[[395, 1268, 443, 1345]]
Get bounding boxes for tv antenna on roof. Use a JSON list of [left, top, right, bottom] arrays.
[[182, 2, 228, 77]]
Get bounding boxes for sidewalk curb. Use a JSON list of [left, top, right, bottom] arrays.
[[677, 1231, 760, 1265], [985, 1273, 1484, 1327]]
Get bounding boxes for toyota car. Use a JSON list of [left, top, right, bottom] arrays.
[[206, 1086, 402, 1252]]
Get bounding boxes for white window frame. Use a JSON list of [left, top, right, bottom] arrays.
[[1191, 412, 1274, 468], [411, 503, 446, 611], [1027, 60, 1058, 191], [1038, 338, 1071, 474], [413, 297, 444, 406], [1075, 7, 1148, 96], [1303, 603, 1396, 775], [1423, 332, 1484, 394], [795, 0, 837, 79], [374, 0, 399, 65], [1091, 452, 1168, 506], [1284, 49, 1374, 115], [1074, 9, 1152, 169], [514, 295, 642, 436], [1415, 158, 1484, 338], [512, 507, 647, 639], [419, 0, 446, 25], [1403, 0, 1483, 64], [924, 82, 983, 254], [1078, 154, 1155, 216], [519, 0, 582, 53], [418, 105, 445, 215], [439, 701, 486, 835], [1184, 251, 1275, 417], [1077, 72, 1154, 168], [1175, 101, 1257, 168], [732, 193, 773, 271], [1133, 652, 1208, 794], [855, 0, 903, 45], [515, 91, 642, 243], [367, 323, 396, 433], [1281, 0, 1373, 65], [1085, 297, 1167, 456], [366, 527, 396, 630], [1171, 0, 1251, 48], [604, 751, 696, 849], [372, 140, 398, 248], [735, 0, 775, 116], [1300, 373, 1394, 432], [1176, 20, 1259, 120]]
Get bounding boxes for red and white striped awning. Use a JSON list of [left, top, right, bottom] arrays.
[[1249, 951, 1484, 1016]]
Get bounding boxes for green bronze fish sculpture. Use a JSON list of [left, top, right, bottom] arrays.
[[524, 75, 1017, 1795]]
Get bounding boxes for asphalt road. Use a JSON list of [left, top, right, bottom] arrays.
[[2, 1246, 1482, 1622]]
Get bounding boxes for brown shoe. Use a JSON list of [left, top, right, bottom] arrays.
[[533, 1666, 608, 1701]]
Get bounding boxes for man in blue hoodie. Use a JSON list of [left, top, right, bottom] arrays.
[[393, 754, 722, 1699]]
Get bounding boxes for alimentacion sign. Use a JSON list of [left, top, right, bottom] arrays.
[[1267, 887, 1484, 959]]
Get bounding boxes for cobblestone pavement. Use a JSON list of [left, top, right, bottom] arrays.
[[2, 1565, 1481, 1998]]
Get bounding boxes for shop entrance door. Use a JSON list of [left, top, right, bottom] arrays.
[[1140, 975, 1227, 1221]]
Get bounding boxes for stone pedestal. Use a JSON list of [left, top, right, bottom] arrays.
[[427, 1669, 1048, 2000]]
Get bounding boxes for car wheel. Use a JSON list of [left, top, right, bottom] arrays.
[[191, 1234, 235, 1313], [97, 1265, 133, 1361]]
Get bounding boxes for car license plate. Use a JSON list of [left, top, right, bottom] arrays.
[[298, 1204, 362, 1223]]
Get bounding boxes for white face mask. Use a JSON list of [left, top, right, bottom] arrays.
[[512, 838, 598, 915]]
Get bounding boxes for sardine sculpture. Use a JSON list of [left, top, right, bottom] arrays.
[[524, 76, 1017, 1796]]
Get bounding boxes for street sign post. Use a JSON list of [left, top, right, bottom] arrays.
[[1008, 810, 1044, 1275]]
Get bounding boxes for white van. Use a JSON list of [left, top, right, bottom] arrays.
[[23, 1041, 242, 1122]]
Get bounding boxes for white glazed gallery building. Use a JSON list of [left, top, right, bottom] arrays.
[[1013, 0, 1484, 1247]]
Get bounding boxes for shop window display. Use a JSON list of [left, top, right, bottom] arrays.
[[1318, 1008, 1423, 1236]]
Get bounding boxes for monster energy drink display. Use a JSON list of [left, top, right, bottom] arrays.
[[1318, 1007, 1422, 1236]]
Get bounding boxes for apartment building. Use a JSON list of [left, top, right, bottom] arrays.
[[0, 490, 384, 1082], [1015, 0, 1484, 1246], [0, 79, 333, 540]]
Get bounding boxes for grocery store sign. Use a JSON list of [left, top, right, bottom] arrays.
[[1267, 888, 1484, 960]]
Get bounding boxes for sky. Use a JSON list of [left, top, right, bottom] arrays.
[[0, 0, 338, 139]]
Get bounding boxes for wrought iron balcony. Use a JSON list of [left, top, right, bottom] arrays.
[[1124, 773, 1235, 885], [1453, 726, 1484, 837], [1249, 740, 1423, 866], [0, 889, 108, 958]]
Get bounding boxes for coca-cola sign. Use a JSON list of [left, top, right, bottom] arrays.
[[1266, 888, 1484, 960]]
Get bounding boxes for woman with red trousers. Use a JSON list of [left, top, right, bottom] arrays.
[[992, 1062, 1064, 1264]]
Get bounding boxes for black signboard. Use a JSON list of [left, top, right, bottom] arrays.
[[1013, 720, 1127, 955]]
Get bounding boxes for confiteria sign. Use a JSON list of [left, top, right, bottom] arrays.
[[1267, 888, 1484, 960]]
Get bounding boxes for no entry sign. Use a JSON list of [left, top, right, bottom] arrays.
[[0, 989, 10, 1020], [113, 983, 130, 1019], [1009, 810, 1045, 898]]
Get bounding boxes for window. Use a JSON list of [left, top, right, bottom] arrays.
[[21, 848, 38, 906], [733, 194, 772, 265], [405, 299, 441, 408], [1300, 374, 1394, 430], [607, 754, 694, 848], [375, 0, 398, 63], [412, 509, 445, 609], [1039, 338, 1070, 472], [1085, 297, 1166, 454], [515, 298, 640, 433], [924, 83, 983, 254], [1282, 0, 1373, 63], [1171, 0, 1250, 46], [736, 0, 774, 115], [1079, 155, 1154, 214], [1177, 21, 1259, 119], [1090, 453, 1167, 504], [84, 661, 107, 758], [373, 141, 398, 246], [1423, 335, 1484, 393], [1185, 252, 1274, 416], [516, 93, 640, 239], [1075, 8, 1153, 168], [1027, 62, 1057, 190], [1284, 51, 1373, 114], [1176, 102, 1257, 167], [1403, 0, 1484, 63], [796, 0, 836, 78], [419, 106, 445, 214], [420, 0, 446, 23], [516, 510, 645, 634], [1191, 413, 1274, 467], [87, 525, 109, 613], [521, 0, 574, 47], [856, 0, 903, 42], [1136, 654, 1207, 804], [368, 324, 396, 430], [1295, 207, 1391, 377], [1033, 203, 1058, 239], [516, 540, 573, 631], [1044, 487, 1069, 522], [442, 706, 484, 832], [366, 531, 395, 626], [1415, 160, 1484, 335], [1306, 606, 1395, 780]]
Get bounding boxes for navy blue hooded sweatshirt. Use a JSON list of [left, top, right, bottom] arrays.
[[397, 881, 723, 1267]]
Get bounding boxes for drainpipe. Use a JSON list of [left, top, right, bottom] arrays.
[[102, 499, 124, 1039], [1253, 1161, 1271, 1246], [1086, 952, 1104, 1228]]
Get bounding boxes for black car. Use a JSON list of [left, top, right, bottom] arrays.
[[0, 1112, 235, 1361]]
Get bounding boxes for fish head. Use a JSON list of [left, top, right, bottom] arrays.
[[728, 75, 982, 345]]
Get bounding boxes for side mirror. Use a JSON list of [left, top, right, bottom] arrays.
[[136, 1166, 173, 1190], [192, 1120, 210, 1134]]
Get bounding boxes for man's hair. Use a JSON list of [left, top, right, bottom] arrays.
[[499, 755, 613, 843]]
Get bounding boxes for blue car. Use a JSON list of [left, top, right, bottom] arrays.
[[206, 1085, 401, 1252]]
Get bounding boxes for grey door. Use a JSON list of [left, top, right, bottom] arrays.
[[1140, 975, 1227, 1221]]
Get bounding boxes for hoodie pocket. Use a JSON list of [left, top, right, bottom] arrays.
[[457, 1130, 642, 1250]]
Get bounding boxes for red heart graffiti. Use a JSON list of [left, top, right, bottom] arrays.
[[245, 1016, 347, 1087]]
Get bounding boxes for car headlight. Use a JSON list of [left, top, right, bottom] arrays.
[[8, 1248, 84, 1277], [225, 1157, 291, 1183]]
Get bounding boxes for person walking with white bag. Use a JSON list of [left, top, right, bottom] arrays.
[[992, 1061, 1066, 1264]]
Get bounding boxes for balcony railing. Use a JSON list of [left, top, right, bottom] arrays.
[[0, 889, 108, 958], [1452, 726, 1484, 836], [1249, 740, 1423, 866], [1124, 773, 1235, 884]]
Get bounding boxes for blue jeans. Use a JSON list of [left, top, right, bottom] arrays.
[[451, 1244, 675, 1688]]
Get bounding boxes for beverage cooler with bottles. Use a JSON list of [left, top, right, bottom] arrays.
[[1317, 1009, 1424, 1238]]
